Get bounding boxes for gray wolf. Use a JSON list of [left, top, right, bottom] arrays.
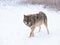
[[23, 12, 49, 37]]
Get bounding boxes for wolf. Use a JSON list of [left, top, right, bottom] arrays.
[[23, 12, 49, 37]]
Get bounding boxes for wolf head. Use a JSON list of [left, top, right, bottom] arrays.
[[23, 15, 32, 27]]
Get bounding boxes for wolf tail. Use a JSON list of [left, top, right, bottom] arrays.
[[44, 15, 49, 34]]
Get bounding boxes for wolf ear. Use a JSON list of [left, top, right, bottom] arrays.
[[24, 15, 26, 17]]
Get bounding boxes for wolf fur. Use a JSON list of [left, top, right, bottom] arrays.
[[23, 12, 49, 37]]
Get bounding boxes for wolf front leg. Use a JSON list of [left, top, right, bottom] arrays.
[[29, 25, 35, 37]]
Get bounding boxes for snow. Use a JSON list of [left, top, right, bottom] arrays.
[[0, 4, 60, 45]]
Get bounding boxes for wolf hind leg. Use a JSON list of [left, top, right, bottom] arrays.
[[38, 26, 41, 32]]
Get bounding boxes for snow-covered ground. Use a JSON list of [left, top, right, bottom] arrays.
[[0, 4, 60, 45]]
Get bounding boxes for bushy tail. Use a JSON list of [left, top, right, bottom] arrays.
[[44, 16, 49, 34]]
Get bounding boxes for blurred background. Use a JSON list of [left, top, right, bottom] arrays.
[[0, 0, 60, 9]]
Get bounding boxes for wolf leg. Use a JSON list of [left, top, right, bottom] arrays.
[[38, 26, 41, 32], [29, 25, 35, 37]]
